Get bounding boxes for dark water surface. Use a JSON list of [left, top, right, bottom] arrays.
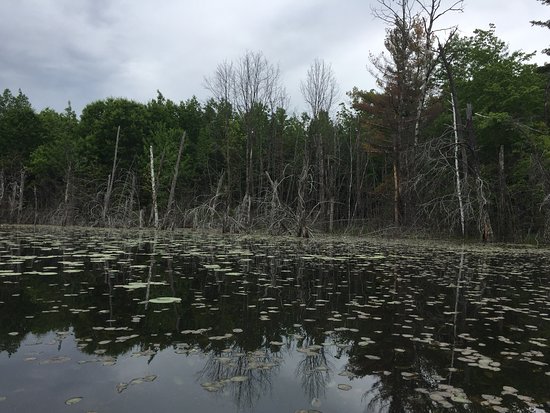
[[0, 226, 549, 412]]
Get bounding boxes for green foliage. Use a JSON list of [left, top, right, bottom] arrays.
[[30, 104, 82, 179], [0, 89, 43, 168], [79, 97, 151, 178]]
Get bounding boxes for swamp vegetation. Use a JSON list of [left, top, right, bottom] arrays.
[[0, 226, 549, 412]]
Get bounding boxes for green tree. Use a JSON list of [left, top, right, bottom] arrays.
[[29, 104, 85, 223], [0, 89, 43, 167], [443, 26, 548, 239], [531, 0, 550, 56]]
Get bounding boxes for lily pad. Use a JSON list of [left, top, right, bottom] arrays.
[[148, 297, 182, 304], [64, 397, 83, 405]]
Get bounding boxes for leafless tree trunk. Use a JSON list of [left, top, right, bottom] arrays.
[[296, 161, 310, 238], [33, 186, 38, 226], [17, 168, 25, 223], [62, 164, 72, 225], [451, 91, 465, 236], [164, 131, 186, 228], [329, 196, 335, 233], [123, 172, 136, 227], [149, 145, 159, 229], [102, 125, 120, 225], [439, 39, 467, 235], [0, 169, 4, 206]]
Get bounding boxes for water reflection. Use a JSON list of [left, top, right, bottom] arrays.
[[0, 227, 549, 412]]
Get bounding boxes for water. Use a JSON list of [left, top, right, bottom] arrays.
[[0, 226, 549, 412]]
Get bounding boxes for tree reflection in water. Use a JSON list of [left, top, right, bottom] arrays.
[[197, 345, 282, 410]]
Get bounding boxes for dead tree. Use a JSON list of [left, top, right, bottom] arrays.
[[439, 39, 465, 236], [149, 145, 159, 229], [102, 125, 120, 225], [301, 59, 339, 226], [163, 131, 186, 228]]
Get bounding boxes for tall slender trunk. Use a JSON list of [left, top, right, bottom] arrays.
[[33, 186, 38, 226], [103, 125, 120, 224], [164, 132, 186, 227], [498, 145, 506, 238], [316, 132, 325, 217], [393, 132, 401, 227], [0, 169, 4, 205], [347, 129, 354, 224], [441, 42, 467, 236], [17, 168, 25, 223], [451, 93, 465, 237], [63, 164, 72, 225], [244, 126, 253, 225], [149, 145, 159, 229]]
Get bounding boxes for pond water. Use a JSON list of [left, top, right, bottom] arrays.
[[0, 226, 549, 413]]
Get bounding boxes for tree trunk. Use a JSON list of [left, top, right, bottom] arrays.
[[33, 186, 38, 226], [245, 129, 253, 225], [465, 104, 493, 241], [0, 169, 4, 206], [296, 158, 309, 238], [63, 164, 72, 225], [451, 92, 465, 237], [440, 42, 468, 236], [149, 145, 159, 229], [164, 131, 186, 228], [498, 145, 506, 238], [329, 196, 335, 233], [316, 132, 325, 218], [393, 133, 401, 227], [17, 168, 25, 223], [103, 125, 120, 225]]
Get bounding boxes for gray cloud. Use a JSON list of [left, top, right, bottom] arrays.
[[0, 0, 547, 115]]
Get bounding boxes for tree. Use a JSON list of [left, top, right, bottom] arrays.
[[300, 59, 339, 118], [0, 89, 43, 222], [30, 104, 82, 224], [206, 51, 287, 225], [369, 0, 463, 226], [531, 0, 550, 56], [300, 59, 339, 228], [438, 26, 547, 240]]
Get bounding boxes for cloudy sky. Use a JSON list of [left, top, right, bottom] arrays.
[[1, 0, 548, 115]]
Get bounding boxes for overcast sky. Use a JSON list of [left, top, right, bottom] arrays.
[[0, 0, 548, 116]]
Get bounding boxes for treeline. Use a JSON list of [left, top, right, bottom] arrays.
[[1, 2, 549, 242]]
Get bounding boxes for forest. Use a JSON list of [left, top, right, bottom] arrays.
[[1, 0, 549, 243]]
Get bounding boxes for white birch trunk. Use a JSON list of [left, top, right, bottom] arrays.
[[149, 145, 159, 229], [451, 96, 465, 236]]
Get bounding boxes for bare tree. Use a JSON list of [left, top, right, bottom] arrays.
[[301, 59, 339, 227], [204, 60, 234, 103], [300, 59, 339, 118], [233, 51, 285, 114]]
